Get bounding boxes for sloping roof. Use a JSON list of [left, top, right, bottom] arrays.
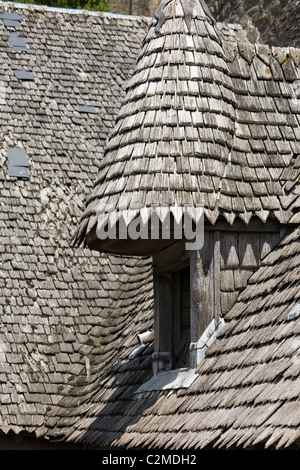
[[0, 0, 299, 452], [75, 0, 300, 249], [43, 225, 300, 450], [0, 3, 152, 438]]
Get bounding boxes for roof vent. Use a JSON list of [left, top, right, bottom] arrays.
[[8, 32, 27, 52], [7, 148, 29, 179], [77, 104, 96, 114], [0, 13, 25, 28], [13, 69, 34, 81]]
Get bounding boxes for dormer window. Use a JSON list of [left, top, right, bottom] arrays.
[[151, 220, 283, 379], [152, 236, 222, 376]]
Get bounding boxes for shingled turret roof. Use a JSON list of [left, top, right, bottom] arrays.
[[0, 0, 299, 452], [75, 0, 300, 252]]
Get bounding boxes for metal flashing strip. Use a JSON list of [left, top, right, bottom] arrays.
[[8, 32, 27, 51], [77, 104, 97, 114], [13, 69, 34, 81], [7, 147, 29, 178]]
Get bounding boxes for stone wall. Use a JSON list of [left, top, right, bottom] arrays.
[[206, 0, 300, 47]]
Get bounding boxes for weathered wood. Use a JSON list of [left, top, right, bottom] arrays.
[[238, 232, 260, 268], [190, 250, 201, 344], [221, 291, 239, 315], [175, 266, 191, 368], [220, 231, 239, 268], [153, 270, 173, 353], [191, 232, 215, 341], [260, 232, 281, 259], [213, 231, 221, 325], [153, 239, 189, 274], [220, 269, 235, 292], [172, 271, 181, 364]]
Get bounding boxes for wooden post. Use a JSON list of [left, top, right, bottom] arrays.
[[190, 249, 201, 343], [190, 230, 221, 341], [153, 265, 160, 354], [213, 230, 221, 326]]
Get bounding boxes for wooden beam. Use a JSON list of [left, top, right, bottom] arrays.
[[190, 232, 216, 343], [152, 239, 189, 274]]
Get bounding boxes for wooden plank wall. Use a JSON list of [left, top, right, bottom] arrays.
[[219, 231, 281, 315]]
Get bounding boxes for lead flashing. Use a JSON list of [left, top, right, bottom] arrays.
[[7, 147, 29, 178]]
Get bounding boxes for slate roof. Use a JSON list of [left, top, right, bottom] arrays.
[[43, 226, 300, 450], [0, 2, 152, 437], [75, 0, 300, 247]]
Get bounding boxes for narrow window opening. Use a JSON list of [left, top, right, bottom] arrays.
[[172, 266, 190, 369]]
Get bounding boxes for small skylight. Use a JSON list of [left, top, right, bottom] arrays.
[[7, 148, 29, 179], [77, 104, 96, 114], [135, 368, 199, 393], [8, 32, 27, 52], [288, 303, 300, 321], [13, 69, 34, 81], [0, 13, 25, 28]]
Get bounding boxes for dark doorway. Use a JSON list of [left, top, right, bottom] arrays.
[[172, 265, 191, 369]]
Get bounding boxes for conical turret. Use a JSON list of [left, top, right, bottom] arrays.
[[76, 0, 236, 255]]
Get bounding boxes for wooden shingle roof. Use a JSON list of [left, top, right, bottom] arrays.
[[44, 226, 300, 450], [0, 0, 299, 451], [76, 0, 300, 249]]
